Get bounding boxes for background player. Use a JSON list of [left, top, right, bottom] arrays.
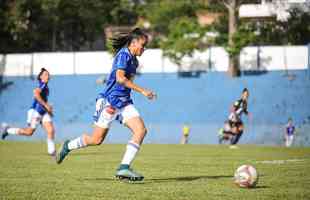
[[219, 88, 250, 147], [1, 68, 56, 156], [284, 117, 295, 147]]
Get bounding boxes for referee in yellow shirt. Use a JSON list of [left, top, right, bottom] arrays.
[[181, 124, 190, 144]]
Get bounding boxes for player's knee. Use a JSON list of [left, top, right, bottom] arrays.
[[93, 137, 103, 145], [140, 127, 147, 136], [45, 129, 54, 137], [26, 128, 35, 136]]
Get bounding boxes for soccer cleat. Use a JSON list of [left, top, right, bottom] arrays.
[[115, 168, 144, 182], [1, 123, 9, 140], [218, 128, 224, 144], [56, 140, 70, 164]]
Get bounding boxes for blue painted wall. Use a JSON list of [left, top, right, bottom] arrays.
[[1, 70, 310, 145]]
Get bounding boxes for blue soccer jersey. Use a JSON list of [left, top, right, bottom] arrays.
[[30, 81, 49, 115], [286, 125, 295, 136], [99, 47, 138, 109]]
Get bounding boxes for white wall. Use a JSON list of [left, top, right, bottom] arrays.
[[33, 52, 74, 75], [1, 54, 33, 76], [0, 46, 308, 76], [74, 52, 113, 74]]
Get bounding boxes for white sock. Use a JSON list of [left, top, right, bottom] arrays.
[[7, 128, 20, 135], [121, 141, 140, 166], [47, 138, 56, 155], [68, 136, 86, 151]]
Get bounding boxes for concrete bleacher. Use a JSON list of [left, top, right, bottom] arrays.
[[1, 70, 309, 145]]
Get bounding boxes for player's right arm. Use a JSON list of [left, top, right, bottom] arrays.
[[116, 69, 156, 100], [33, 88, 53, 114]]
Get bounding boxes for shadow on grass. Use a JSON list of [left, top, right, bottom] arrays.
[[147, 175, 232, 183], [81, 175, 270, 188], [70, 152, 104, 156], [81, 175, 233, 184], [252, 185, 269, 189]]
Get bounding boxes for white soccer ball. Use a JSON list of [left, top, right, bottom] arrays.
[[234, 165, 258, 188]]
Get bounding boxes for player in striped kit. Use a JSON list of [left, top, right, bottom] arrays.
[[219, 88, 250, 147]]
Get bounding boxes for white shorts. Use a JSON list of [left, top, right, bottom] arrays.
[[93, 98, 140, 129], [27, 109, 52, 129]]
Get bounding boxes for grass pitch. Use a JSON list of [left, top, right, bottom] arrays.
[[0, 141, 310, 200]]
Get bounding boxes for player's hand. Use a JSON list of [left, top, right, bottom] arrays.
[[142, 89, 157, 100]]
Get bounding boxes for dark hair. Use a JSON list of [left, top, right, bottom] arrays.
[[37, 68, 48, 81], [242, 88, 249, 93], [111, 27, 148, 54]]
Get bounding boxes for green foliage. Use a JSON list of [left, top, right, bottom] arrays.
[[160, 17, 208, 66], [141, 0, 256, 67], [1, 0, 309, 53], [286, 7, 310, 44], [0, 0, 141, 53], [254, 6, 310, 45], [140, 0, 207, 63], [225, 25, 257, 57], [140, 0, 205, 35], [211, 14, 228, 46]]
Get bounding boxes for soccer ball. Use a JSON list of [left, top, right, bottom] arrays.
[[234, 165, 258, 188]]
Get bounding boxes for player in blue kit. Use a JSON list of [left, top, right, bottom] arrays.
[[1, 68, 56, 156], [284, 118, 295, 147], [56, 28, 156, 181]]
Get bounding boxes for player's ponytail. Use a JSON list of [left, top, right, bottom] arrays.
[[37, 68, 48, 81], [111, 27, 148, 54]]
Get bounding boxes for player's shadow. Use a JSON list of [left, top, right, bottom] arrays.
[[252, 185, 269, 189], [70, 152, 103, 156], [81, 175, 233, 184], [81, 175, 269, 188], [147, 175, 232, 183]]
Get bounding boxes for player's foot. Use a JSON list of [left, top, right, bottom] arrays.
[[56, 140, 70, 164], [49, 151, 56, 160], [218, 128, 224, 144], [229, 145, 239, 149], [115, 168, 144, 182], [1, 123, 9, 140]]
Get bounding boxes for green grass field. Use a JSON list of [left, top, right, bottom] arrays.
[[0, 141, 310, 200]]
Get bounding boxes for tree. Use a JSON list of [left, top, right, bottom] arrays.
[[142, 0, 258, 77], [161, 17, 208, 66], [140, 0, 208, 69], [0, 0, 142, 53], [221, 0, 239, 76], [255, 6, 310, 46], [218, 0, 261, 76], [0, 0, 32, 53], [139, 0, 206, 46]]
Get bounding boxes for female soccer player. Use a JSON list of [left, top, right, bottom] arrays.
[[218, 88, 250, 146], [1, 68, 56, 156], [56, 28, 156, 181], [284, 117, 295, 147]]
